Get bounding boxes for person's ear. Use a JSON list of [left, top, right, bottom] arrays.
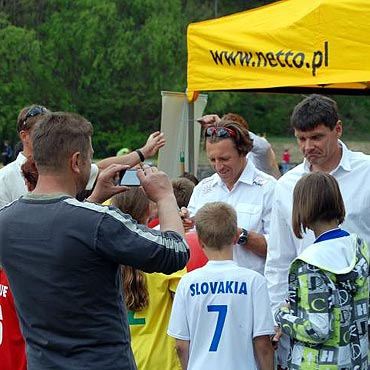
[[335, 120, 342, 139], [71, 152, 81, 174], [19, 130, 31, 144], [197, 234, 206, 250]]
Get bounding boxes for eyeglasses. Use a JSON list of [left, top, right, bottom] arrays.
[[205, 126, 236, 138]]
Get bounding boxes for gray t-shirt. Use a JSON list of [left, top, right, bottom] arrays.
[[0, 194, 188, 370]]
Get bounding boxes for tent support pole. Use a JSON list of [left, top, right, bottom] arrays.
[[188, 101, 195, 176]]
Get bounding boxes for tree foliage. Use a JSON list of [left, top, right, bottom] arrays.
[[0, 0, 369, 157]]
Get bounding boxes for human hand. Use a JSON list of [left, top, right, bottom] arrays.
[[137, 165, 174, 203], [271, 326, 282, 350], [180, 207, 195, 231], [87, 164, 129, 203], [140, 131, 166, 159], [196, 114, 221, 128]]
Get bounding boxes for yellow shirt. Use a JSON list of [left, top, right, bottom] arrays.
[[128, 268, 186, 370]]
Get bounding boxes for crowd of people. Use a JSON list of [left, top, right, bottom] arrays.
[[0, 94, 370, 370]]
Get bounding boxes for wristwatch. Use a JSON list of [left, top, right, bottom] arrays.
[[238, 228, 249, 245]]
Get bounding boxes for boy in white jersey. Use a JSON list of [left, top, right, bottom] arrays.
[[168, 202, 274, 370]]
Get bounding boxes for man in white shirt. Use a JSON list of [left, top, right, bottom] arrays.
[[187, 120, 276, 275], [0, 105, 165, 207], [198, 113, 281, 179], [264, 94, 370, 370]]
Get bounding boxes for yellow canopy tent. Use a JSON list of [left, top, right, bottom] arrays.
[[187, 0, 370, 100]]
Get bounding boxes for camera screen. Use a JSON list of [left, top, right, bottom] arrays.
[[119, 169, 140, 186]]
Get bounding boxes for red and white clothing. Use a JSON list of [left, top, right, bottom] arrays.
[[0, 269, 27, 370]]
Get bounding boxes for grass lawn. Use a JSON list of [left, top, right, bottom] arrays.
[[268, 136, 370, 164]]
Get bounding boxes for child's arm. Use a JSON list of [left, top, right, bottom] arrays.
[[275, 264, 333, 344], [253, 335, 274, 370], [175, 339, 189, 370]]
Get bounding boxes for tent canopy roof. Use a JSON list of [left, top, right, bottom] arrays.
[[187, 0, 370, 98]]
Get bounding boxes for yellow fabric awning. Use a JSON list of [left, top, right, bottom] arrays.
[[187, 0, 370, 100]]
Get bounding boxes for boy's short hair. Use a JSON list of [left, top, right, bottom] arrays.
[[195, 202, 237, 250], [180, 172, 199, 185], [172, 177, 195, 208], [292, 172, 345, 238]]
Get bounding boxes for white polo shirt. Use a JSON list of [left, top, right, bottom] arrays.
[[0, 153, 99, 207], [188, 161, 276, 275], [168, 260, 274, 370]]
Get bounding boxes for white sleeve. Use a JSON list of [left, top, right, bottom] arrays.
[[0, 155, 30, 206], [86, 163, 99, 190], [167, 279, 190, 340], [0, 176, 10, 207], [252, 277, 275, 337], [249, 131, 270, 156], [248, 132, 276, 176], [187, 185, 201, 218], [261, 179, 276, 240], [264, 186, 298, 314]]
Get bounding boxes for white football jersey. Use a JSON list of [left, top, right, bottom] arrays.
[[168, 260, 274, 370]]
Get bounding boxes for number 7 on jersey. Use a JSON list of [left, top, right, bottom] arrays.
[[207, 304, 227, 352]]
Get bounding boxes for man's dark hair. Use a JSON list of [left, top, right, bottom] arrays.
[[291, 94, 339, 131]]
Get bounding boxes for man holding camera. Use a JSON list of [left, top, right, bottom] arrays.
[[0, 112, 189, 370]]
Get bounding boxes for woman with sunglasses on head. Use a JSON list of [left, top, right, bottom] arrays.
[[186, 119, 277, 277]]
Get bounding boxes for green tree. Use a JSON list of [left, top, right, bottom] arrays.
[[0, 0, 369, 158], [0, 14, 44, 143]]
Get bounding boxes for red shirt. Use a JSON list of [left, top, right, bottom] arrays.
[[185, 231, 208, 272], [282, 151, 291, 163], [147, 217, 160, 229], [0, 269, 27, 370]]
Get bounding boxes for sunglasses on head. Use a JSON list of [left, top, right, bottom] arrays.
[[205, 126, 236, 138], [21, 106, 47, 130], [24, 106, 47, 122]]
